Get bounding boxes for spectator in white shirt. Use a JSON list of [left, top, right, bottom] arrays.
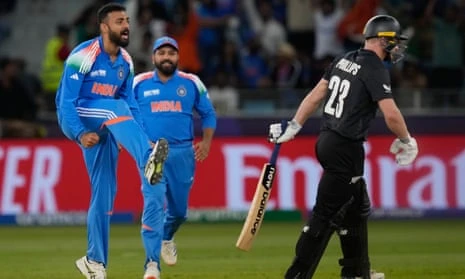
[[313, 0, 345, 61], [243, 0, 287, 58]]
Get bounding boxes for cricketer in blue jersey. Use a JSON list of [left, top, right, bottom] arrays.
[[55, 4, 168, 279], [133, 36, 216, 278]]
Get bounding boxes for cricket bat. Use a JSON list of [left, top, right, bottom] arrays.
[[236, 135, 283, 251]]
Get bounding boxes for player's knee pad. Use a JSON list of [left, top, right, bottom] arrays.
[[298, 196, 354, 257], [348, 177, 371, 217], [335, 178, 372, 278], [354, 178, 371, 218], [285, 215, 334, 279], [284, 198, 354, 279], [338, 218, 370, 278], [295, 215, 333, 258]]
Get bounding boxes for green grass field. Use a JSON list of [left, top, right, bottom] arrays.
[[1, 219, 464, 279]]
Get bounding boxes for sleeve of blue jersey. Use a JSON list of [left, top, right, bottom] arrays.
[[120, 69, 146, 129], [196, 90, 217, 130], [57, 62, 87, 141]]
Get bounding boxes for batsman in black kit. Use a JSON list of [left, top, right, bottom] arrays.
[[269, 15, 419, 279]]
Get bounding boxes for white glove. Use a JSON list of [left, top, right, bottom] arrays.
[[269, 120, 302, 144], [389, 136, 418, 166], [269, 123, 282, 141]]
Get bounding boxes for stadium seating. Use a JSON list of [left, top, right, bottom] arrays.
[[0, 0, 93, 76]]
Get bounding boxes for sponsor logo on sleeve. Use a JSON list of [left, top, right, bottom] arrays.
[[383, 84, 392, 93]]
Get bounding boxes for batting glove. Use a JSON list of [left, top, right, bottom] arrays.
[[389, 136, 418, 166], [269, 123, 282, 141], [269, 119, 302, 144]]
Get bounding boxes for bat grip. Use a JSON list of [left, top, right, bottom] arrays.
[[269, 144, 281, 165], [269, 120, 288, 165]]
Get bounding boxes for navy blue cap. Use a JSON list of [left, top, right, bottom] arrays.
[[153, 36, 179, 52]]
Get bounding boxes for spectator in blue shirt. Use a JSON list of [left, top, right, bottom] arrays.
[[239, 33, 271, 88]]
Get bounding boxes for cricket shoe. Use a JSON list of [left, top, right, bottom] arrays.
[[143, 261, 160, 279], [144, 138, 169, 185], [75, 256, 106, 279], [342, 270, 385, 279], [368, 270, 385, 279], [161, 240, 177, 266]]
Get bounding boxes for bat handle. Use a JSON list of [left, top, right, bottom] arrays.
[[269, 120, 288, 165]]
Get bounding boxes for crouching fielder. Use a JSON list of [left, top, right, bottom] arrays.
[[269, 15, 418, 279]]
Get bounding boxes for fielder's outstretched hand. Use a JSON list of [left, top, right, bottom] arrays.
[[389, 136, 418, 166], [269, 119, 302, 144]]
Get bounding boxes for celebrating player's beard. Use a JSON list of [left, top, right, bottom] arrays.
[[155, 59, 177, 76], [108, 26, 129, 47]]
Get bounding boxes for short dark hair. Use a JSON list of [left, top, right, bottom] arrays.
[[97, 3, 126, 23]]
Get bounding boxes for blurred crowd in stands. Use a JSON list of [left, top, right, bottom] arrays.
[[0, 0, 465, 138]]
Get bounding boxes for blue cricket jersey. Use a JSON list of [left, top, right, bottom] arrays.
[[133, 70, 216, 145], [55, 36, 143, 141]]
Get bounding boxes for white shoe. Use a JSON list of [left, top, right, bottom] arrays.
[[75, 256, 106, 279], [369, 270, 385, 279], [161, 240, 177, 266], [143, 261, 160, 279], [144, 138, 168, 185], [346, 270, 385, 279]]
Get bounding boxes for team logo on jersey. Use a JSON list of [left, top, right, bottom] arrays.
[[177, 86, 187, 97], [91, 82, 117, 97], [383, 84, 392, 93], [151, 100, 182, 112], [118, 66, 125, 80]]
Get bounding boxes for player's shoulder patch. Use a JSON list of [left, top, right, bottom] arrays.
[[133, 71, 154, 89], [120, 48, 134, 74], [66, 39, 101, 74], [178, 71, 207, 95]]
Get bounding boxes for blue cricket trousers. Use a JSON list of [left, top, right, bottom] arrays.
[[140, 143, 195, 267], [58, 99, 152, 266]]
